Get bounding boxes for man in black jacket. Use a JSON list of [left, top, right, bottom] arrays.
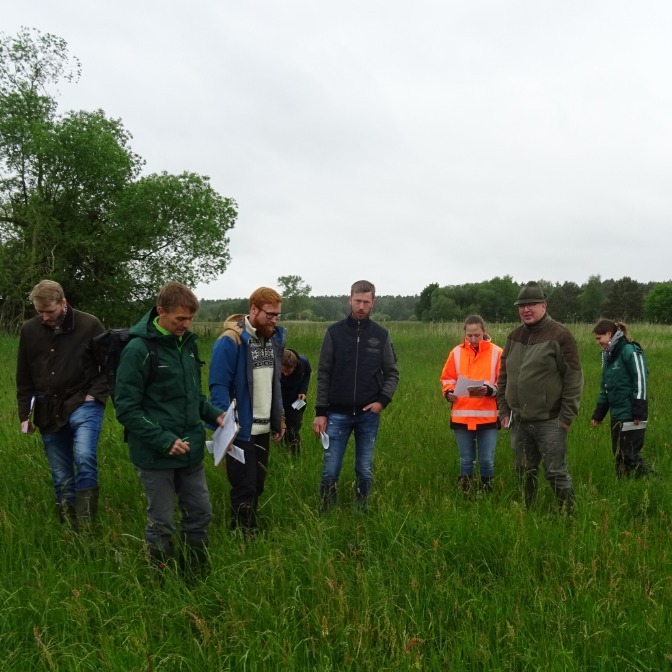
[[16, 280, 109, 529], [312, 280, 399, 511], [280, 349, 312, 454]]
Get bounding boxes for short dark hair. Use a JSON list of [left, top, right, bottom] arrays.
[[249, 287, 282, 310], [157, 282, 199, 313], [350, 280, 375, 298], [281, 349, 298, 369]]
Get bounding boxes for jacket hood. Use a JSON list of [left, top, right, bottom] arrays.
[[129, 307, 195, 343], [222, 313, 246, 334], [129, 308, 158, 339]]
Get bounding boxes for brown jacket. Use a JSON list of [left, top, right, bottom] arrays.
[[16, 306, 109, 433]]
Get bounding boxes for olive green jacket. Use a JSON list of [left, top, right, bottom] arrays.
[[497, 314, 583, 426]]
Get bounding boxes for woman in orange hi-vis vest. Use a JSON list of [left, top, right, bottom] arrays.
[[440, 315, 503, 494]]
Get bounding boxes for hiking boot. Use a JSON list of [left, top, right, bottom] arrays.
[[75, 487, 99, 532], [57, 499, 77, 528]]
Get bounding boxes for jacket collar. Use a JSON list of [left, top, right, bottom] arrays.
[[524, 313, 551, 331], [346, 314, 371, 329], [47, 302, 74, 334]]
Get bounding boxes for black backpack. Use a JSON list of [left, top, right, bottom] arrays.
[[91, 329, 159, 406]]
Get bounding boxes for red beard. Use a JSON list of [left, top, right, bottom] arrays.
[[256, 323, 276, 340]]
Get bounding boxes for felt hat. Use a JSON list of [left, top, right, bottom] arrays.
[[514, 281, 548, 306]]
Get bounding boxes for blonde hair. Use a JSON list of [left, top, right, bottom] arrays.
[[30, 280, 65, 306]]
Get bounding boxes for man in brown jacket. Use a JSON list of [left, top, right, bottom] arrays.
[[16, 280, 109, 528]]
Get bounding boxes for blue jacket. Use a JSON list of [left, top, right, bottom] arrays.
[[209, 314, 286, 442]]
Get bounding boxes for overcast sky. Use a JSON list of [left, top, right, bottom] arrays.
[[5, 1, 672, 299]]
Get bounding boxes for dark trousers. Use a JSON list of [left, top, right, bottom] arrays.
[[226, 433, 270, 531], [283, 405, 305, 454], [611, 421, 650, 477]]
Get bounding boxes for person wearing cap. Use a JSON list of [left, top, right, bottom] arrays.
[[496, 281, 583, 512]]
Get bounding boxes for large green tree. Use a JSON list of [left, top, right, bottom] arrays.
[[602, 276, 645, 322], [277, 274, 312, 319], [578, 275, 606, 322], [0, 28, 236, 328], [644, 282, 672, 324]]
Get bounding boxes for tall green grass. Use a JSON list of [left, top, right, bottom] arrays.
[[1, 322, 671, 671]]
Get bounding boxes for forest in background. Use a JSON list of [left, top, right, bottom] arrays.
[[196, 275, 672, 325]]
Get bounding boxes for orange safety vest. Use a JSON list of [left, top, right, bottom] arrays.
[[440, 338, 503, 430]]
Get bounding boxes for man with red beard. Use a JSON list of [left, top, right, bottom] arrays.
[[209, 287, 286, 535]]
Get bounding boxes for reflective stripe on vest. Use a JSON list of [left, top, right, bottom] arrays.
[[452, 409, 496, 417]]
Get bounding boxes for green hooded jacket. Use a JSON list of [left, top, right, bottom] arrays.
[[592, 335, 648, 423], [115, 307, 222, 469]]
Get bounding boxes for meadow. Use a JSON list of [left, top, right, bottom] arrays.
[[1, 321, 671, 671]]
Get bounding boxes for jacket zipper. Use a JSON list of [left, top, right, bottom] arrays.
[[353, 321, 361, 414]]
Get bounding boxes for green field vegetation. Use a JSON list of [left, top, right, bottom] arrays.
[[1, 322, 671, 671]]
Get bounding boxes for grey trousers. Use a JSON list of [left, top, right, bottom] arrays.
[[135, 461, 212, 555], [511, 417, 574, 496]]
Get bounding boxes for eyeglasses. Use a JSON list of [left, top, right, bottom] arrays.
[[260, 309, 283, 320]]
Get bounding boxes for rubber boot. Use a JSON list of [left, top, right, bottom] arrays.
[[57, 499, 77, 528], [556, 488, 575, 515], [517, 469, 538, 508], [147, 542, 175, 584], [180, 541, 209, 583], [230, 502, 257, 537], [75, 487, 99, 532], [354, 479, 371, 512], [457, 475, 474, 499], [319, 480, 338, 513], [480, 476, 494, 493]]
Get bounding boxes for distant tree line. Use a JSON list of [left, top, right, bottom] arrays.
[[415, 275, 672, 324], [197, 276, 672, 324], [196, 295, 418, 323]]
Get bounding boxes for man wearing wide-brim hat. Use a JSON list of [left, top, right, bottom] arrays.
[[496, 281, 584, 512]]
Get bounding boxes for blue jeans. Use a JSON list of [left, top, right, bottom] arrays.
[[320, 411, 380, 508], [41, 400, 104, 505], [453, 426, 498, 478]]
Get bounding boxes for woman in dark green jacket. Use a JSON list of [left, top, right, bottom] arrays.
[[591, 319, 654, 478]]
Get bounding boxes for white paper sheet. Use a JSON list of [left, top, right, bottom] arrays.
[[212, 400, 240, 466], [454, 375, 485, 397]]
